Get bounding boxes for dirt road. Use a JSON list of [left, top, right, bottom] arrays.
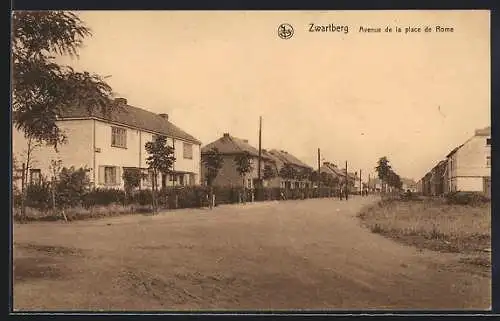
[[13, 196, 490, 310]]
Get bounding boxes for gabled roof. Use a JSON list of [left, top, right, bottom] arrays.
[[445, 143, 465, 158], [201, 134, 272, 161], [262, 149, 282, 166], [59, 100, 201, 144], [445, 125, 490, 158], [268, 149, 313, 169], [320, 162, 345, 177], [475, 126, 491, 136]]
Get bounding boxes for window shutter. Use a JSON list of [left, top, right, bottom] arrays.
[[116, 167, 122, 186], [98, 166, 105, 185]]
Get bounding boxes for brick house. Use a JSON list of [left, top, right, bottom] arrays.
[[265, 149, 313, 189], [200, 133, 274, 188], [200, 134, 313, 189], [12, 98, 202, 190]]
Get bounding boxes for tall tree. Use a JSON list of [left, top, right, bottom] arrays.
[[202, 147, 224, 209], [375, 156, 392, 193], [12, 11, 116, 149], [145, 136, 176, 213], [234, 152, 253, 203]]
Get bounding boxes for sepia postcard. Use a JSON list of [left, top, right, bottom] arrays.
[[11, 10, 491, 312]]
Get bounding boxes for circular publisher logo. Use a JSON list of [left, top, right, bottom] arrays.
[[278, 23, 294, 39]]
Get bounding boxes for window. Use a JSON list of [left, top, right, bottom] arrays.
[[487, 138, 491, 146], [183, 142, 193, 159], [30, 169, 41, 185], [179, 174, 184, 186], [487, 156, 491, 168], [105, 167, 117, 185], [111, 127, 127, 148], [142, 169, 153, 186], [99, 166, 120, 186]]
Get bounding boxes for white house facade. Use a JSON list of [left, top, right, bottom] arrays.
[[445, 126, 491, 195], [13, 98, 202, 190]]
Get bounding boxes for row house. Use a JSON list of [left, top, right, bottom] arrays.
[[200, 133, 313, 189], [13, 98, 202, 190], [265, 149, 313, 189], [200, 133, 273, 189], [430, 160, 447, 196], [320, 162, 360, 192], [418, 126, 491, 197]]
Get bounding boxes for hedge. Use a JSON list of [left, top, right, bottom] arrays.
[[13, 185, 342, 213]]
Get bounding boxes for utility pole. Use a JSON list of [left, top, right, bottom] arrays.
[[345, 161, 349, 200], [359, 169, 362, 195], [257, 116, 262, 187], [317, 148, 321, 196]]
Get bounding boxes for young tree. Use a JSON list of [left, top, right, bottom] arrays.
[[262, 163, 277, 183], [122, 168, 143, 203], [234, 152, 253, 203], [201, 147, 224, 209], [145, 136, 176, 213], [375, 156, 392, 193], [49, 158, 64, 220], [56, 166, 91, 220], [16, 137, 42, 219], [12, 11, 116, 150]]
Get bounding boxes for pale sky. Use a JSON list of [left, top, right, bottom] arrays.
[[56, 10, 490, 181]]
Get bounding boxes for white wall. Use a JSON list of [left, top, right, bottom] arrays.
[[12, 119, 94, 184], [94, 120, 201, 188], [13, 118, 202, 190], [447, 134, 490, 193], [456, 135, 491, 178]]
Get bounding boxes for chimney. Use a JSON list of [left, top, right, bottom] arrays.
[[158, 113, 169, 121], [223, 133, 230, 138], [114, 97, 127, 105]]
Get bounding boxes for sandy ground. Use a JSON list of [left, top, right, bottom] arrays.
[[13, 196, 491, 311]]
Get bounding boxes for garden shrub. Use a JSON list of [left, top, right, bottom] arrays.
[[445, 191, 490, 206]]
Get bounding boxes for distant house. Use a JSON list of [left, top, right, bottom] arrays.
[[445, 126, 491, 196], [265, 149, 314, 189], [200, 134, 313, 189], [422, 172, 432, 196], [368, 177, 382, 192], [319, 162, 344, 183], [12, 98, 202, 190], [200, 133, 274, 188], [401, 178, 417, 193], [430, 160, 447, 196], [416, 179, 423, 194]]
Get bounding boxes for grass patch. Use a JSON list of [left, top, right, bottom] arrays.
[[357, 198, 491, 255], [13, 203, 153, 223]]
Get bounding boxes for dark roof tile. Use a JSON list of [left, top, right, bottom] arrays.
[[60, 103, 201, 144]]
